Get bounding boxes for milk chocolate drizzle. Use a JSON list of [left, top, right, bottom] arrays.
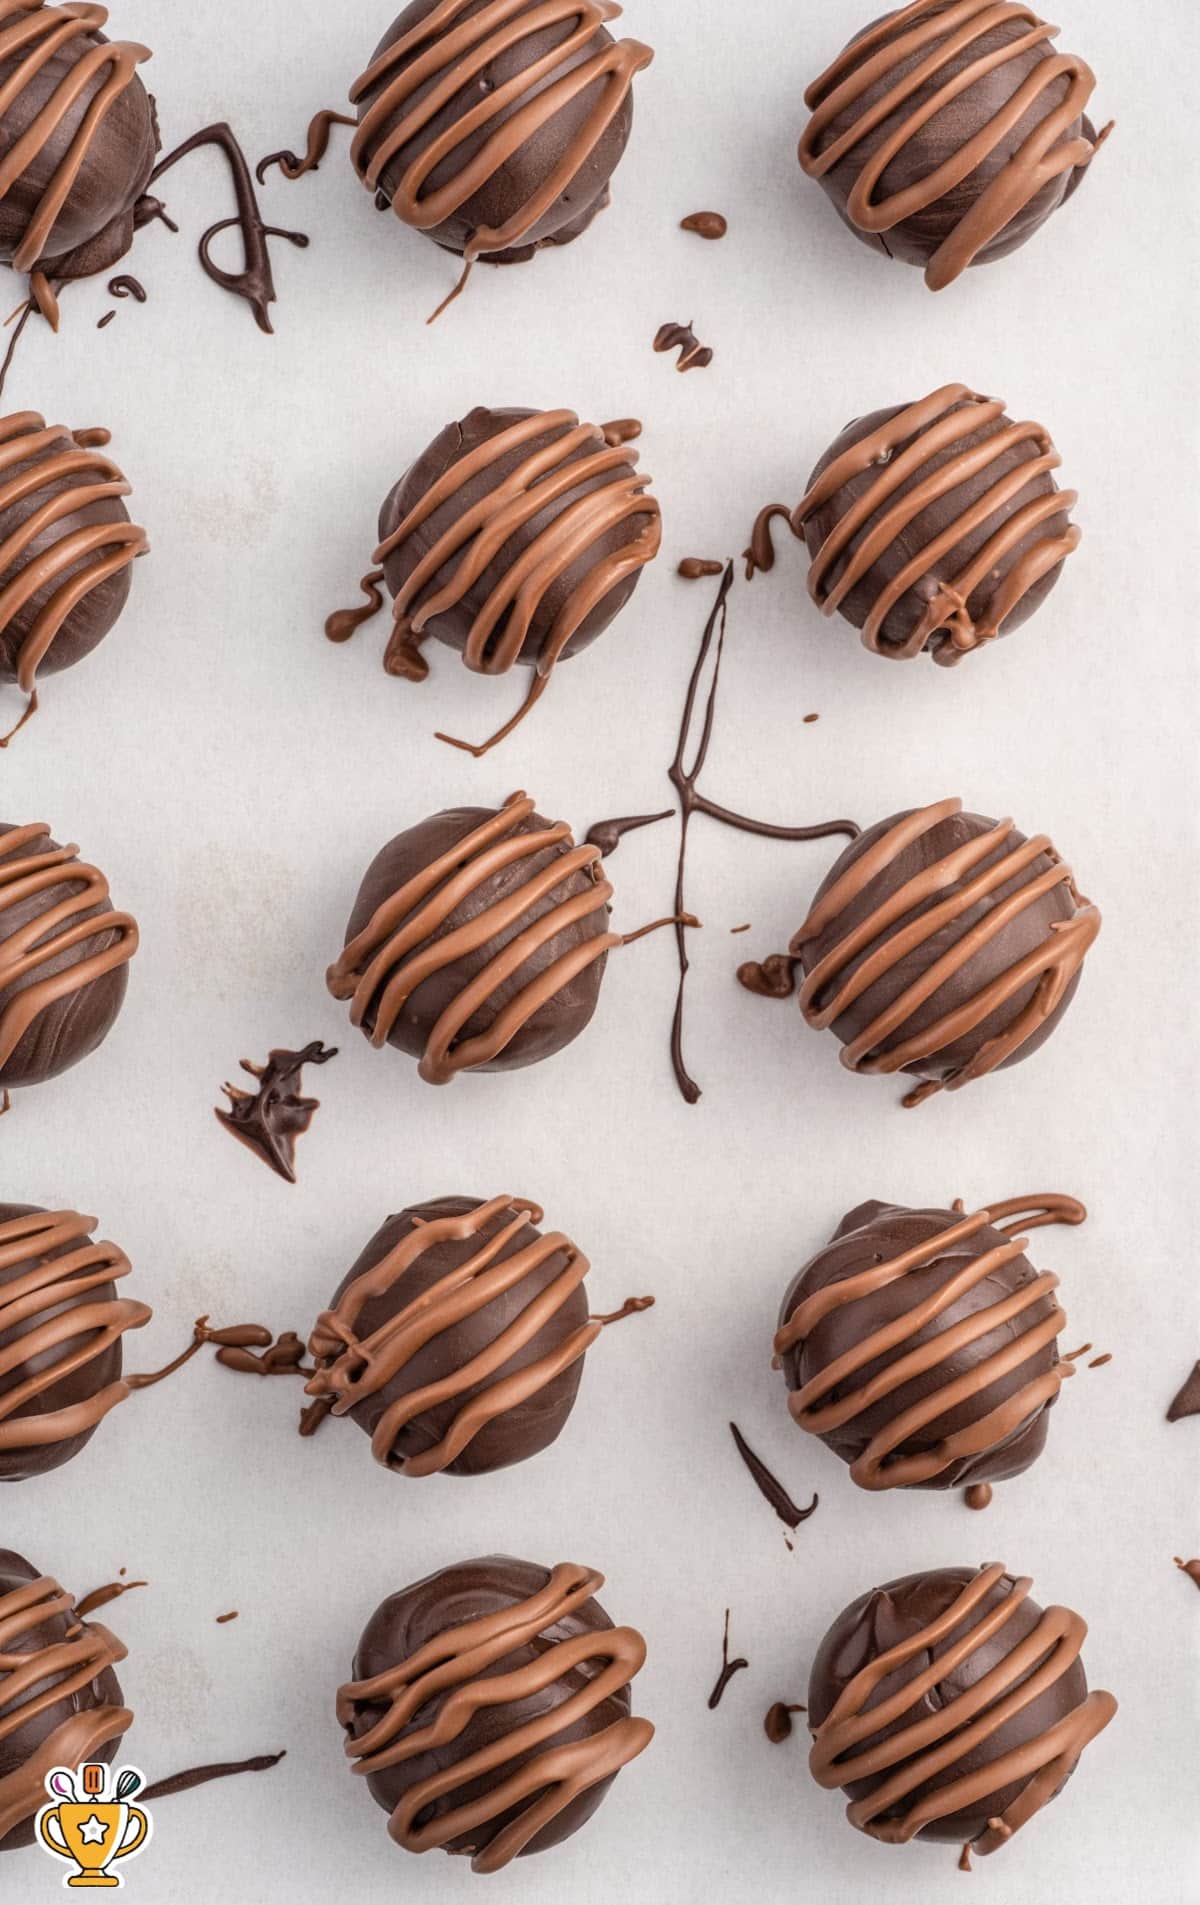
[[0, 2, 150, 275], [777, 1196, 1084, 1489], [745, 797, 1100, 1105], [327, 791, 621, 1084], [139, 1752, 284, 1804], [591, 1295, 654, 1326], [215, 1040, 337, 1184], [75, 1577, 146, 1617], [653, 321, 712, 372], [745, 385, 1080, 664], [106, 274, 145, 303], [680, 212, 727, 240], [337, 1562, 653, 1874], [810, 1563, 1116, 1852], [305, 1196, 603, 1477], [0, 826, 138, 1075], [707, 1609, 748, 1710], [0, 1571, 132, 1841], [328, 410, 660, 759], [256, 111, 355, 184], [0, 1209, 149, 1458], [798, 0, 1113, 291], [0, 413, 147, 739], [667, 565, 859, 1102]]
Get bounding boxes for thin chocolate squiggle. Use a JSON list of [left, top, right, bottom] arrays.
[[0, 413, 147, 729], [0, 1209, 150, 1458], [744, 385, 1079, 664], [0, 2, 150, 274], [0, 824, 138, 1074], [776, 1195, 1084, 1489], [653, 321, 712, 372], [799, 0, 1112, 290], [305, 1196, 598, 1476], [0, 1572, 132, 1841], [809, 1564, 1116, 1850], [789, 797, 1100, 1104], [327, 792, 619, 1084], [337, 1562, 653, 1874]]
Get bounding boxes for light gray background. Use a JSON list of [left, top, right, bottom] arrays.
[[3, 1, 1198, 1900]]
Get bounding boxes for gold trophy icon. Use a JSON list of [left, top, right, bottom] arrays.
[[36, 1763, 151, 1888]]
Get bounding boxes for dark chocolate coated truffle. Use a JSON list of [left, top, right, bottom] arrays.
[[798, 1, 1109, 291], [0, 822, 138, 1092], [0, 1549, 130, 1851], [338, 1555, 653, 1872], [350, 1, 653, 266], [807, 1564, 1116, 1855], [326, 791, 614, 1083], [0, 6, 158, 284], [305, 1194, 595, 1476], [776, 1194, 1086, 1492], [0, 1204, 150, 1481]]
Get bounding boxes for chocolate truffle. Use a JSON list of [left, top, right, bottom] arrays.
[[0, 1205, 150, 1480], [0, 412, 147, 737], [338, 1556, 653, 1872], [798, 1, 1110, 292], [741, 797, 1100, 1106], [304, 1195, 612, 1475], [327, 790, 617, 1082], [348, 1, 653, 274], [776, 1193, 1086, 1492], [746, 384, 1078, 665], [328, 405, 661, 756], [808, 1564, 1116, 1857], [0, 3, 158, 291], [0, 1549, 131, 1850], [0, 822, 137, 1091]]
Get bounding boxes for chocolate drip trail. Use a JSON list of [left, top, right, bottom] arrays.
[[1167, 1363, 1200, 1423], [215, 1041, 337, 1184], [729, 1421, 818, 1531], [129, 1317, 310, 1390], [799, 0, 1113, 291], [745, 385, 1080, 665], [0, 414, 147, 739], [809, 1565, 1116, 1852], [0, 826, 138, 1073], [256, 111, 355, 184], [0, 298, 36, 405], [337, 1563, 652, 1874], [75, 1578, 147, 1618], [584, 810, 672, 858], [680, 212, 727, 239], [787, 799, 1100, 1105], [667, 565, 859, 1102], [0, 1571, 132, 1841], [707, 1609, 748, 1710], [653, 320, 712, 372], [349, 1, 653, 279], [148, 124, 309, 334], [764, 1700, 805, 1743], [139, 1752, 284, 1805], [777, 1196, 1085, 1490], [327, 792, 621, 1084]]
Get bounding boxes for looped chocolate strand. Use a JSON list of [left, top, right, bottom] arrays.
[[337, 1562, 653, 1873], [0, 1570, 133, 1842], [799, 0, 1112, 290], [0, 1210, 150, 1457], [256, 110, 356, 185], [745, 385, 1080, 664], [809, 1564, 1117, 1851], [776, 1196, 1084, 1490]]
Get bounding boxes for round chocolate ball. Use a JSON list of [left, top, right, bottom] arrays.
[[0, 1549, 131, 1851], [0, 7, 158, 284], [798, 1, 1109, 291], [775, 1194, 1086, 1492], [349, 1, 653, 265], [0, 822, 138, 1093], [306, 1194, 599, 1476], [0, 1204, 150, 1481], [754, 385, 1078, 665], [807, 1564, 1116, 1855], [338, 1555, 653, 1872], [327, 791, 615, 1083]]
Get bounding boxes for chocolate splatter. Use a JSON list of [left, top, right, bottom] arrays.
[[959, 1842, 974, 1873], [1088, 1353, 1112, 1369], [134, 195, 179, 235], [964, 1483, 993, 1511], [654, 320, 713, 373], [215, 1331, 311, 1378], [0, 297, 36, 403], [1174, 1557, 1200, 1593], [729, 1421, 819, 1532], [1168, 1363, 1200, 1422], [584, 811, 673, 858], [600, 418, 642, 446], [591, 1296, 655, 1328], [707, 1610, 748, 1710], [678, 558, 725, 580], [731, 923, 751, 934], [667, 565, 859, 1100], [256, 110, 355, 184], [129, 1318, 309, 1389], [216, 1610, 239, 1625], [97, 310, 116, 329], [803, 712, 820, 724], [764, 1701, 806, 1744], [149, 124, 309, 334], [680, 212, 727, 240], [107, 274, 147, 303], [140, 1753, 284, 1805], [76, 1579, 148, 1618], [216, 1040, 337, 1183]]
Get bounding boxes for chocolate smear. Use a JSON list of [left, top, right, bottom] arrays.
[[140, 1752, 284, 1805], [129, 1318, 307, 1389], [707, 1609, 748, 1710], [1168, 1362, 1200, 1422], [97, 311, 116, 329], [216, 1040, 337, 1183], [729, 1421, 818, 1532], [76, 1579, 148, 1618], [764, 1701, 806, 1744], [584, 811, 673, 858], [680, 212, 727, 240], [654, 320, 713, 373]]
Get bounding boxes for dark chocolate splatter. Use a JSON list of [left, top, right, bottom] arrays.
[[107, 274, 147, 303], [680, 212, 727, 240], [1168, 1363, 1200, 1422], [707, 1609, 748, 1710], [1088, 1353, 1112, 1369], [215, 1041, 337, 1183], [764, 1701, 806, 1744], [140, 1753, 284, 1805], [97, 310, 116, 329], [584, 811, 673, 858], [129, 1318, 306, 1389], [654, 320, 713, 372], [216, 1610, 239, 1625], [729, 1422, 819, 1532], [256, 110, 355, 184]]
